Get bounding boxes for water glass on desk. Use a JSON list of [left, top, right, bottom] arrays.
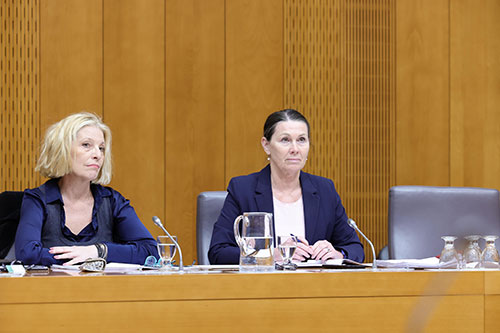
[[277, 235, 298, 270], [481, 235, 499, 268], [157, 235, 177, 269], [439, 236, 459, 268], [463, 235, 482, 268]]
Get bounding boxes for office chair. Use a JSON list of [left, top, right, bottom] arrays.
[[388, 185, 500, 259], [196, 191, 227, 265], [0, 191, 24, 260]]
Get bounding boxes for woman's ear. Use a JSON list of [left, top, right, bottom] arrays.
[[261, 137, 270, 155]]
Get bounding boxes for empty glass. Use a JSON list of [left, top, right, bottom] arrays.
[[463, 235, 482, 268], [481, 235, 499, 268], [439, 236, 459, 268], [277, 235, 298, 270], [157, 235, 177, 268]]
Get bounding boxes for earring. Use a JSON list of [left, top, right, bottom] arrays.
[[267, 155, 270, 161]]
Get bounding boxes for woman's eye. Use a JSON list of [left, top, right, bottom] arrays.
[[280, 137, 290, 143], [298, 137, 307, 143], [99, 147, 105, 152], [82, 143, 90, 148]]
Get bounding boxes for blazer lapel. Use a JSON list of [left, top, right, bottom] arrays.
[[254, 165, 274, 213], [300, 172, 320, 240]]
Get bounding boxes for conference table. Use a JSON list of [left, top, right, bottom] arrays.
[[1, 266, 499, 332]]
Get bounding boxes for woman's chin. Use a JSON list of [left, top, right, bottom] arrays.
[[281, 164, 304, 173]]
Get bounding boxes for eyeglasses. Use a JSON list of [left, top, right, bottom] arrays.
[[142, 256, 196, 270], [143, 255, 163, 268]]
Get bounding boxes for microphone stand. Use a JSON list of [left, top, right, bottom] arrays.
[[152, 216, 184, 271], [347, 218, 377, 269]]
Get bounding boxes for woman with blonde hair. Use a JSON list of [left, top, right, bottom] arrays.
[[15, 112, 158, 265]]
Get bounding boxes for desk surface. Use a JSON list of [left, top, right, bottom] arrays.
[[1, 268, 500, 332]]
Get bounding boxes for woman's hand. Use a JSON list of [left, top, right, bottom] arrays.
[[292, 236, 314, 261], [49, 245, 99, 266], [311, 240, 343, 262]]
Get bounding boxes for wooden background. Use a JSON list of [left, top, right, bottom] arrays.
[[1, 0, 499, 263]]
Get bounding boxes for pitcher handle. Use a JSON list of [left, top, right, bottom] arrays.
[[233, 215, 244, 248]]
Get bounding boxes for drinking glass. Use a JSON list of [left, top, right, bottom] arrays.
[[277, 235, 298, 270], [439, 236, 458, 268], [463, 235, 481, 268], [157, 235, 177, 268], [481, 235, 499, 268]]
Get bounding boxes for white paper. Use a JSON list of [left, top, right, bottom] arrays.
[[51, 262, 142, 273], [375, 257, 457, 269]]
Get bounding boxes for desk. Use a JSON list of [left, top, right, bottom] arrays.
[[1, 269, 499, 332]]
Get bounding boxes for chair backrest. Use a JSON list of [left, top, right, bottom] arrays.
[[196, 191, 227, 265], [388, 186, 500, 259], [0, 191, 24, 260]]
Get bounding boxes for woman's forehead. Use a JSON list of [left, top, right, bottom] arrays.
[[76, 125, 104, 140], [274, 120, 308, 133]]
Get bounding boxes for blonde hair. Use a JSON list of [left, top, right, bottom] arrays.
[[35, 112, 113, 184]]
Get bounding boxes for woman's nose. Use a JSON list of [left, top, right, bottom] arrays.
[[92, 147, 103, 159]]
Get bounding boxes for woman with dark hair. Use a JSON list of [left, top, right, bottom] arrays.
[[208, 109, 364, 264]]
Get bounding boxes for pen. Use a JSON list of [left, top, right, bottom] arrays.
[[291, 234, 311, 260], [290, 233, 302, 243]]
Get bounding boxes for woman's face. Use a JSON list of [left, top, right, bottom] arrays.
[[69, 125, 105, 181], [261, 120, 310, 175]]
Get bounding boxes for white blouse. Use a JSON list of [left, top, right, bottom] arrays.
[[273, 195, 306, 238]]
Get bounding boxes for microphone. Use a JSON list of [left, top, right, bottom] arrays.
[[152, 216, 184, 271], [347, 218, 377, 269]]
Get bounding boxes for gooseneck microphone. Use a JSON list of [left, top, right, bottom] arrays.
[[347, 218, 377, 269], [152, 216, 184, 271]]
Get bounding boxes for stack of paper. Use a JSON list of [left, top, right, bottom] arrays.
[[375, 257, 456, 269]]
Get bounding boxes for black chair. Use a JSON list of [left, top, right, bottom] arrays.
[[196, 191, 227, 265], [0, 191, 24, 260], [388, 185, 500, 259]]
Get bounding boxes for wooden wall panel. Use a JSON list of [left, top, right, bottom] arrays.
[[225, 0, 284, 182], [40, 0, 103, 129], [284, 0, 395, 260], [450, 0, 500, 189], [103, 0, 165, 239], [6, 0, 499, 266], [395, 0, 450, 186], [165, 0, 225, 263], [1, 0, 41, 191]]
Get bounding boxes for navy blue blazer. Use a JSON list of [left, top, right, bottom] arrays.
[[208, 165, 364, 264]]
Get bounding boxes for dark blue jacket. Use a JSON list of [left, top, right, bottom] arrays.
[[16, 178, 158, 265], [208, 165, 364, 264]]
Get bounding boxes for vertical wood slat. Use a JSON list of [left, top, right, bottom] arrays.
[[40, 0, 103, 130], [0, 0, 41, 192], [450, 0, 500, 189], [284, 0, 395, 260], [395, 0, 450, 186], [225, 0, 284, 182], [165, 0, 225, 263], [104, 0, 165, 240]]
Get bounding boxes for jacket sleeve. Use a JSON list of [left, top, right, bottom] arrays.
[[105, 189, 159, 265], [327, 180, 365, 262], [15, 191, 59, 266], [208, 179, 241, 264]]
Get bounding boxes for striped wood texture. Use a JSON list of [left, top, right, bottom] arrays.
[[1, 0, 41, 191], [2, 0, 499, 262], [284, 0, 395, 260]]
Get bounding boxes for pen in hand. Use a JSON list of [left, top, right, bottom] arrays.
[[291, 234, 311, 261]]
